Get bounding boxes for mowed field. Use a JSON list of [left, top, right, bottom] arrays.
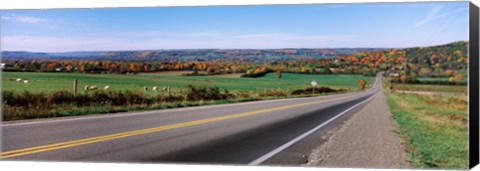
[[2, 71, 375, 94], [391, 83, 466, 94]]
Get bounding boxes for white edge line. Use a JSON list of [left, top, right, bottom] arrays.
[[248, 91, 379, 165]]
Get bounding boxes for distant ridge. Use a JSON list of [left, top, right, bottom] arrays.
[[1, 48, 385, 62], [1, 41, 467, 62]]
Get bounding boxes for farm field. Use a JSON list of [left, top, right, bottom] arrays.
[[391, 83, 466, 94], [416, 77, 450, 82], [2, 72, 374, 121], [2, 72, 374, 94]]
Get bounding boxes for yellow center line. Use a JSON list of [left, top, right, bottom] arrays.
[[1, 94, 359, 159]]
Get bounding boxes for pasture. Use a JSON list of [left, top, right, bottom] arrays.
[[416, 77, 450, 82], [2, 72, 374, 94], [391, 83, 467, 94]]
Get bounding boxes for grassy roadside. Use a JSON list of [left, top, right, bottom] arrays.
[[386, 92, 468, 169], [2, 88, 348, 122]]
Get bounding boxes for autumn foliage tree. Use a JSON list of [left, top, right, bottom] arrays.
[[358, 79, 366, 90], [1, 41, 468, 83], [453, 73, 464, 85]]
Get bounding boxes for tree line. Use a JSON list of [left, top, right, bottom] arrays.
[[2, 41, 468, 82]]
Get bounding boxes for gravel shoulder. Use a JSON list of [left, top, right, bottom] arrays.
[[306, 90, 411, 168]]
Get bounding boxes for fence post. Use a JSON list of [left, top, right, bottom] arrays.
[[74, 78, 78, 96]]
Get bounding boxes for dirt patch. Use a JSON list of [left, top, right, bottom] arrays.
[[212, 73, 243, 78], [143, 71, 193, 76], [450, 114, 467, 124], [423, 112, 467, 127], [2, 77, 17, 81]]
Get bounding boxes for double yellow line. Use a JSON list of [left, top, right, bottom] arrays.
[[1, 94, 357, 159]]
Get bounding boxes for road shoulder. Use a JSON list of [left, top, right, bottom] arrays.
[[306, 90, 411, 168]]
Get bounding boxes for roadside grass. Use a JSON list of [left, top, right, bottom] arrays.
[[386, 92, 468, 169], [3, 98, 258, 122], [2, 86, 347, 121]]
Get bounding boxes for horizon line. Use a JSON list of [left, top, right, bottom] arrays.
[[2, 40, 468, 53]]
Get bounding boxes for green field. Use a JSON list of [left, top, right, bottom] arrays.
[[416, 77, 450, 82], [2, 72, 374, 94], [2, 72, 374, 121]]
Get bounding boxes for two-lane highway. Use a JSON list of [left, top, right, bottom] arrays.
[[1, 74, 382, 165]]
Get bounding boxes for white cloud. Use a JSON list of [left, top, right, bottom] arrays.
[[1, 14, 48, 23], [414, 6, 468, 28]]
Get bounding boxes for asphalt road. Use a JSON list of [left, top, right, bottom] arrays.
[[1, 74, 382, 165]]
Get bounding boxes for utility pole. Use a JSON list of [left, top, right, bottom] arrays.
[[402, 51, 408, 94]]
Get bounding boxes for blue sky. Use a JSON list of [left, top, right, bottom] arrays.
[[0, 1, 469, 52]]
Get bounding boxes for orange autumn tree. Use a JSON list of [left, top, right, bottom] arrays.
[[358, 79, 367, 90]]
